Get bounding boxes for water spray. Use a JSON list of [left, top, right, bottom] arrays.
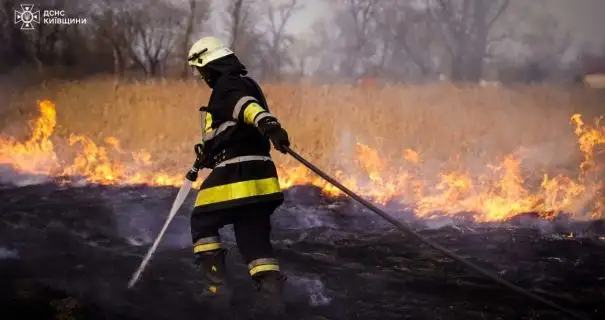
[[283, 146, 591, 320], [127, 144, 205, 289]]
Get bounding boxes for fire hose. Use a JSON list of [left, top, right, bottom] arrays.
[[283, 146, 591, 320], [128, 144, 205, 289], [129, 144, 591, 320]]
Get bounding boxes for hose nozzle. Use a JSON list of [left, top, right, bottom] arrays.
[[185, 143, 205, 182], [185, 167, 199, 182]]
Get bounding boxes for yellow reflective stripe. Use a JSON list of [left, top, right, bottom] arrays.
[[193, 242, 222, 253], [249, 264, 280, 276], [243, 102, 266, 125], [195, 177, 281, 206], [248, 258, 279, 268], [204, 112, 213, 133], [194, 236, 220, 245], [233, 96, 259, 120], [203, 121, 237, 142]]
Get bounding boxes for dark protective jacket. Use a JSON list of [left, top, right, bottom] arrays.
[[193, 70, 284, 213]]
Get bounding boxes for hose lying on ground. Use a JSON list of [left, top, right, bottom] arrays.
[[284, 146, 592, 320]]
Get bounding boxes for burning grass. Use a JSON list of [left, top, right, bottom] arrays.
[[1, 78, 604, 221]]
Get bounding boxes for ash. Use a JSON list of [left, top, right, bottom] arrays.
[[0, 183, 603, 320]]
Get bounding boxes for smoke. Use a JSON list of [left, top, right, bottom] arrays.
[[277, 204, 336, 230], [287, 274, 332, 307], [0, 166, 52, 186], [515, 140, 580, 171], [0, 247, 19, 259], [421, 216, 466, 230], [111, 198, 191, 250]]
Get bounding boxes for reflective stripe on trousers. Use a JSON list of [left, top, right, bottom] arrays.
[[248, 258, 280, 276], [193, 236, 222, 253], [194, 177, 281, 207]]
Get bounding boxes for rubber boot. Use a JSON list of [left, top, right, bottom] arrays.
[[250, 271, 287, 317], [195, 248, 232, 306]]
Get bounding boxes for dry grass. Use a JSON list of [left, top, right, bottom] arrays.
[[2, 78, 604, 176]]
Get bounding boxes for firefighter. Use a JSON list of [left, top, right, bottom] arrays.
[[186, 36, 290, 308]]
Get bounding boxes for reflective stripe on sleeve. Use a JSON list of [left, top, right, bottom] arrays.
[[253, 112, 275, 127], [232, 96, 259, 120], [243, 102, 266, 125]]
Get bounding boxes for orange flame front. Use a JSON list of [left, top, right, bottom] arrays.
[[0, 100, 182, 187], [1, 100, 604, 222]]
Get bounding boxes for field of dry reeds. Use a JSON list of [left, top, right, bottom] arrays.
[[1, 78, 604, 180]]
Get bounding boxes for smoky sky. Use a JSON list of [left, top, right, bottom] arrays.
[[259, 0, 605, 53]]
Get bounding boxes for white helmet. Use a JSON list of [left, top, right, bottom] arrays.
[[187, 36, 234, 68]]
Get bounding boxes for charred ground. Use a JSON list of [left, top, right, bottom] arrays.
[[0, 180, 604, 320]]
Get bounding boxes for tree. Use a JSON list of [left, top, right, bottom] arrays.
[[490, 0, 576, 84], [374, 0, 441, 80], [91, 0, 209, 78], [259, 0, 301, 80], [90, 0, 132, 77], [179, 0, 210, 78], [125, 0, 186, 77], [222, 0, 266, 76], [310, 0, 441, 82], [0, 1, 31, 70], [427, 0, 510, 82], [333, 0, 379, 78], [287, 36, 318, 78], [520, 16, 572, 83]]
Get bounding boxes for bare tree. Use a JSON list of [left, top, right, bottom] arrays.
[[489, 0, 577, 84], [374, 0, 441, 80], [310, 0, 440, 81], [180, 0, 210, 78], [124, 0, 186, 77], [335, 0, 380, 78], [90, 0, 132, 77], [258, 0, 301, 80], [228, 0, 245, 49], [521, 17, 572, 82], [223, 0, 266, 76], [428, 0, 510, 82], [300, 0, 384, 81], [287, 36, 318, 79], [0, 1, 31, 70], [0, 0, 206, 78], [306, 19, 342, 81]]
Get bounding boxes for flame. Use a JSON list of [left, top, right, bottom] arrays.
[[0, 100, 58, 174], [279, 115, 604, 221], [1, 100, 604, 222], [0, 100, 183, 187]]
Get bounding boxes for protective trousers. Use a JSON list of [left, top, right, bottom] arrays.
[[190, 200, 283, 293]]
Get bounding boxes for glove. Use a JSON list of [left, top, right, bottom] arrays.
[[185, 144, 210, 181], [257, 117, 290, 154]]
